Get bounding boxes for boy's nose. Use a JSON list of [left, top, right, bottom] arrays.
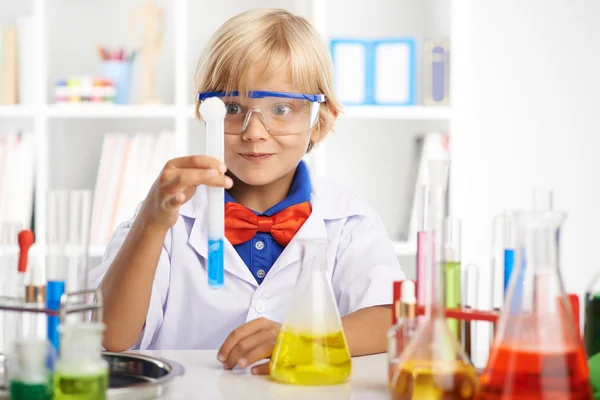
[[241, 110, 270, 141]]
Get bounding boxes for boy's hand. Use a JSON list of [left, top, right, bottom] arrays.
[[141, 156, 233, 231], [218, 318, 281, 375]]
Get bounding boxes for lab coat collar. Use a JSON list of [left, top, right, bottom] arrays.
[[180, 168, 366, 286]]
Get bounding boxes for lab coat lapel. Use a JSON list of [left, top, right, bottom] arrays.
[[185, 194, 257, 288]]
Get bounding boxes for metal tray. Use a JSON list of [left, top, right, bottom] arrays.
[[103, 352, 185, 399]]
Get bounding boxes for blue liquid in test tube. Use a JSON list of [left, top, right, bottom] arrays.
[[47, 280, 65, 350], [208, 239, 224, 288]]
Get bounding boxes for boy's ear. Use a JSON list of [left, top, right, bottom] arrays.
[[311, 105, 339, 143]]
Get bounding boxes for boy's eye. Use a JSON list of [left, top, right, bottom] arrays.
[[225, 103, 242, 114], [272, 104, 292, 116]]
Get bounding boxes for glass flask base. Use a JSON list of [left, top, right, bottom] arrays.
[[53, 371, 108, 400], [269, 329, 351, 386], [390, 360, 479, 400], [479, 345, 592, 400]]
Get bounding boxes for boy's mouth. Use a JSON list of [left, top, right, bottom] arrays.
[[240, 152, 274, 162]]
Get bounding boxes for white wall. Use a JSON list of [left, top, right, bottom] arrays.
[[451, 0, 600, 363]]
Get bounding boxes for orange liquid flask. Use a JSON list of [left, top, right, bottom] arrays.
[[389, 160, 479, 400], [479, 210, 592, 400], [269, 239, 352, 385]]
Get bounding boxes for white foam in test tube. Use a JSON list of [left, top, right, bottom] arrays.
[[200, 97, 226, 289]]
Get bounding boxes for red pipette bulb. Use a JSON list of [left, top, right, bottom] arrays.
[[18, 230, 35, 273]]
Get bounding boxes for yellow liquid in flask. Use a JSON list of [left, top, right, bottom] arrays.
[[390, 360, 479, 400], [270, 328, 352, 385]]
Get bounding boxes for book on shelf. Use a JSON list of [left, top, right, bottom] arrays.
[[90, 130, 176, 246], [0, 15, 35, 105], [0, 130, 35, 236]]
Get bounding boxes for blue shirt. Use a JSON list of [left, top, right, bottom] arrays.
[[224, 161, 312, 284]]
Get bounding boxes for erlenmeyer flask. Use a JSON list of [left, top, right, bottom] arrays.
[[269, 239, 351, 385], [389, 178, 479, 399], [480, 210, 592, 399]]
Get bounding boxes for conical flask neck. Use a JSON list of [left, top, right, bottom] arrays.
[[517, 211, 564, 272]]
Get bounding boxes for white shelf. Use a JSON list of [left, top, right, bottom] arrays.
[[340, 106, 451, 120], [393, 240, 416, 256], [46, 104, 179, 119], [0, 105, 36, 118]]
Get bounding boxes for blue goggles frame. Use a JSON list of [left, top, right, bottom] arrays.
[[197, 90, 326, 103]]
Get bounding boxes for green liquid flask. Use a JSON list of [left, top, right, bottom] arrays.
[[7, 338, 54, 400], [53, 322, 108, 400]]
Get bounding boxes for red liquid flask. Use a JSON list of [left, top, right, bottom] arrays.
[[479, 210, 592, 400]]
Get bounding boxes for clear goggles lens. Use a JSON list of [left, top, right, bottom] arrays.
[[218, 95, 321, 135]]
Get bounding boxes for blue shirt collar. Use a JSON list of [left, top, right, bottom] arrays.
[[224, 160, 311, 216]]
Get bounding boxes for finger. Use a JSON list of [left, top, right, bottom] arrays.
[[240, 341, 276, 370], [251, 361, 271, 375], [161, 192, 185, 212], [218, 318, 273, 364], [223, 327, 278, 370], [160, 169, 233, 195], [166, 155, 227, 172]]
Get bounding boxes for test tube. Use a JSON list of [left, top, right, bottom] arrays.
[[1, 222, 22, 374], [200, 97, 226, 289], [46, 190, 69, 351], [416, 185, 430, 311], [444, 217, 462, 340], [461, 264, 479, 359], [67, 191, 92, 321]]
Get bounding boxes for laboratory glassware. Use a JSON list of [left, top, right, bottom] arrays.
[[389, 178, 479, 400], [480, 210, 592, 399], [46, 190, 69, 350], [584, 269, 600, 396], [1, 223, 22, 344], [270, 239, 351, 385], [444, 217, 462, 340], [53, 322, 108, 399], [200, 97, 226, 289], [7, 337, 54, 400], [461, 264, 478, 360], [387, 280, 418, 386], [416, 185, 430, 314]]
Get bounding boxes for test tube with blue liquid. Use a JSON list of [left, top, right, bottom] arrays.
[[45, 190, 92, 350], [46, 191, 69, 351], [200, 97, 226, 289]]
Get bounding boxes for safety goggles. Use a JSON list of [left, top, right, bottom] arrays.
[[197, 90, 326, 135]]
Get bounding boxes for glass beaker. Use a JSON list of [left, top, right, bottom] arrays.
[[389, 180, 479, 399], [480, 210, 592, 399], [53, 322, 108, 399], [269, 239, 351, 386]]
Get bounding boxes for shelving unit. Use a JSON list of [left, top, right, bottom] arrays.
[[2, 0, 452, 273]]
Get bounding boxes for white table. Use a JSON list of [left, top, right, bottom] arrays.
[[136, 350, 390, 399]]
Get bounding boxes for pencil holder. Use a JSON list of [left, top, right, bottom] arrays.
[[101, 61, 133, 104]]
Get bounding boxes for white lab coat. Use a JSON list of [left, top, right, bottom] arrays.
[[89, 173, 405, 350]]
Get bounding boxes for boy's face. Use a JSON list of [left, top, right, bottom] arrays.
[[223, 68, 322, 188]]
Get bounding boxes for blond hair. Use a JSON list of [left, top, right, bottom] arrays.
[[194, 8, 341, 151]]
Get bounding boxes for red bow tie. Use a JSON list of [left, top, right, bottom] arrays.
[[224, 202, 312, 246]]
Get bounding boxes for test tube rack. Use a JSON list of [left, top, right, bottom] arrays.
[[0, 288, 103, 390]]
